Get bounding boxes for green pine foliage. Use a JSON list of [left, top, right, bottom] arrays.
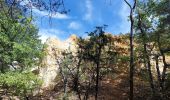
[[0, 72, 42, 97], [0, 0, 44, 98], [0, 1, 44, 72]]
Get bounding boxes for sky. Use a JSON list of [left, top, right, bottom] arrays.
[[31, 0, 131, 42]]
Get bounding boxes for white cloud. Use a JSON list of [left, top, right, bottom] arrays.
[[33, 9, 69, 19], [118, 1, 130, 33], [84, 0, 93, 21], [38, 29, 66, 43], [68, 21, 81, 30]]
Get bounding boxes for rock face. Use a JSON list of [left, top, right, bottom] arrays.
[[38, 34, 130, 90], [39, 35, 77, 90], [38, 34, 169, 90]]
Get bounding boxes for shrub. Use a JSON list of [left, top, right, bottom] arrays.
[[0, 71, 42, 97]]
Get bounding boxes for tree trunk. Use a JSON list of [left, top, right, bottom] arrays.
[[123, 1, 136, 99], [84, 79, 91, 100], [63, 77, 67, 100], [74, 56, 82, 90], [138, 11, 155, 95], [157, 32, 168, 90], [160, 52, 167, 90], [155, 55, 162, 90], [129, 11, 134, 100], [95, 46, 102, 100], [74, 56, 82, 100], [146, 54, 155, 95], [0, 61, 5, 73]]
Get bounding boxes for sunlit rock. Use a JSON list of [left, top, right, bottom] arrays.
[[38, 34, 169, 90], [39, 35, 77, 90]]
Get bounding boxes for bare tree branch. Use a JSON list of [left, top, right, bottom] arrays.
[[124, 0, 132, 9]]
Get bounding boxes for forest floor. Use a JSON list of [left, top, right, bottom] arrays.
[[96, 73, 151, 100], [31, 72, 152, 100], [97, 73, 129, 100]]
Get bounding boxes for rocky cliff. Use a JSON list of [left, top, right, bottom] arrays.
[[38, 34, 167, 90], [39, 35, 77, 90]]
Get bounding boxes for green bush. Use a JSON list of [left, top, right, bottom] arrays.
[[0, 71, 42, 97]]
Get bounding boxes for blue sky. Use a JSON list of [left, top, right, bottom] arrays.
[[31, 0, 131, 42]]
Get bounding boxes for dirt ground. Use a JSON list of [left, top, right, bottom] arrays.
[[30, 72, 153, 100]]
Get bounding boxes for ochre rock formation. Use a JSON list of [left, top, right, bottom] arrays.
[[38, 34, 167, 90], [39, 35, 77, 90]]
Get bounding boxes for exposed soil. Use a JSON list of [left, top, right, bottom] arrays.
[[30, 72, 152, 100]]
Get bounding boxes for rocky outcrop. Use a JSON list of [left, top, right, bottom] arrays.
[[38, 34, 169, 90], [39, 35, 77, 90], [38, 34, 131, 90]]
